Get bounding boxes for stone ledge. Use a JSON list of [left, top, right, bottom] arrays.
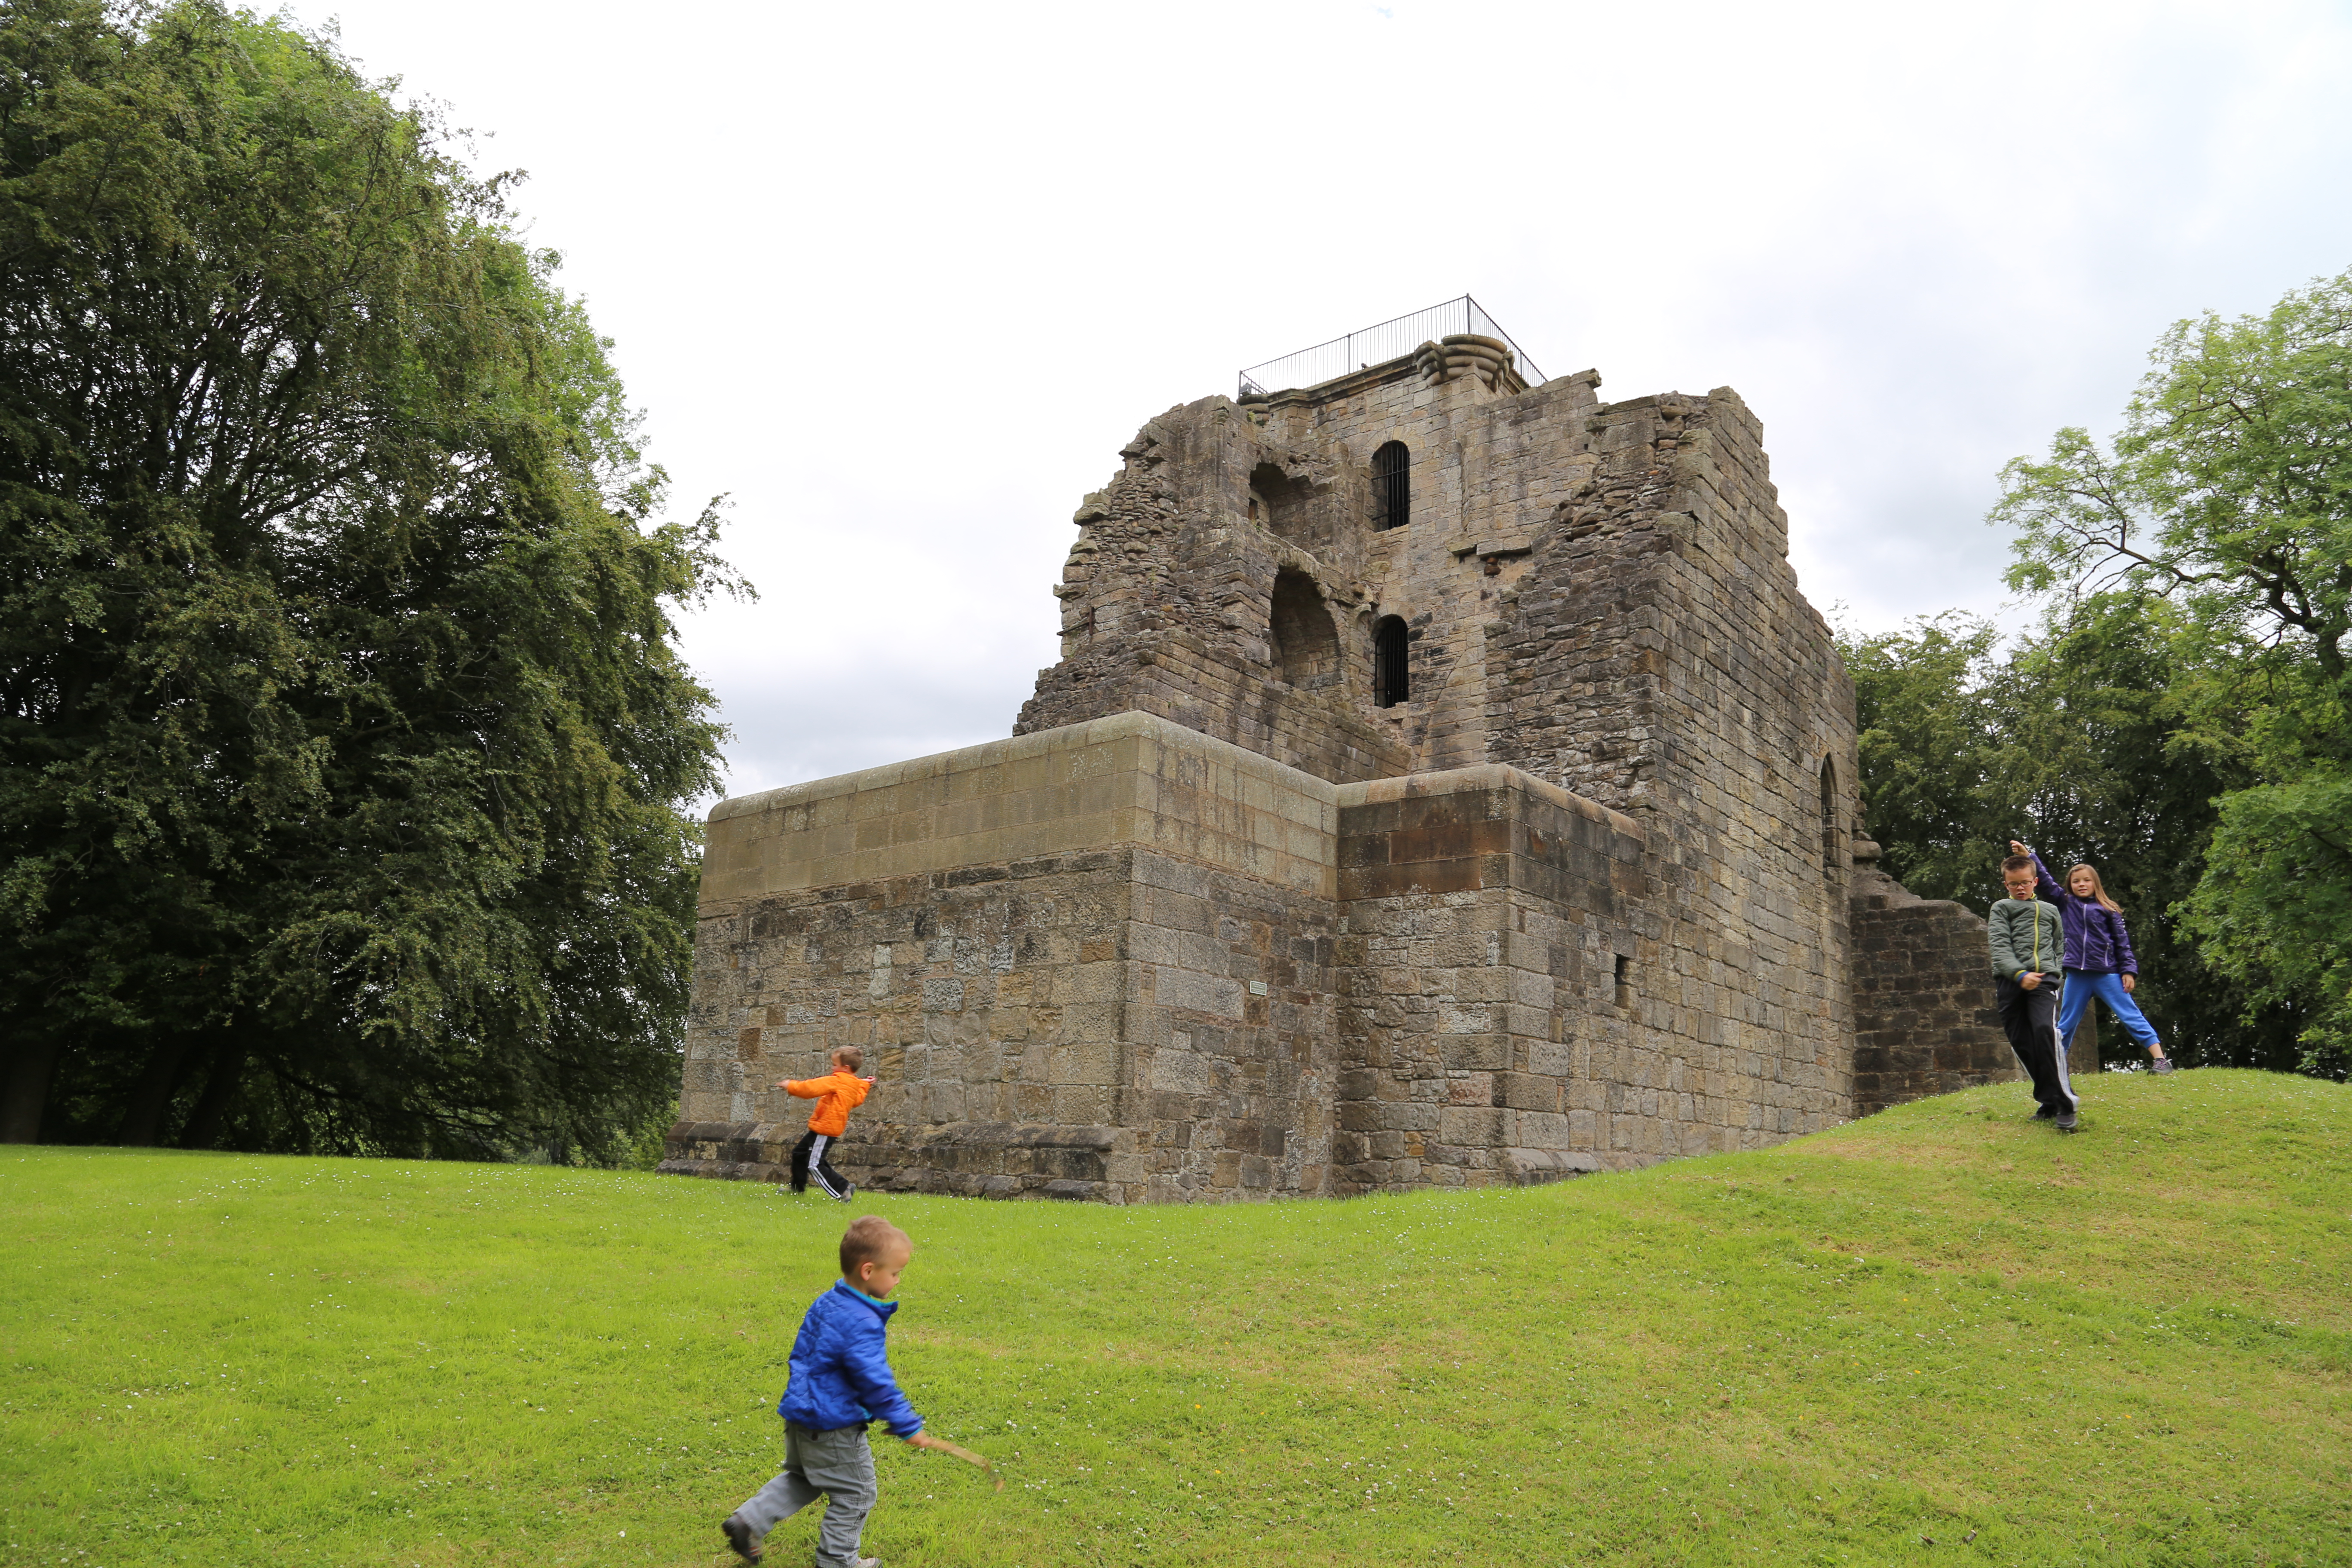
[[662, 1120, 1137, 1200], [1336, 763, 1642, 843], [888, 1121, 1121, 1152], [1500, 1148, 1603, 1185]]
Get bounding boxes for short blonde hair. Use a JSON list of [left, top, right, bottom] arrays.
[[840, 1215, 908, 1277], [832, 1045, 864, 1072]]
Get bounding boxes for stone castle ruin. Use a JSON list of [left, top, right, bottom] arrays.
[[666, 297, 2018, 1201]]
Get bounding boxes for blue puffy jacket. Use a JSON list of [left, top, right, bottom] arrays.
[[778, 1283, 924, 1438]]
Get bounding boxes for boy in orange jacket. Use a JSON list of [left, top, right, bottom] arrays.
[[778, 1046, 874, 1201]]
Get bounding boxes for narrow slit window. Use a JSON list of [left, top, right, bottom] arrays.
[[1819, 758, 1839, 878], [1372, 441, 1410, 531], [1373, 616, 1409, 707]]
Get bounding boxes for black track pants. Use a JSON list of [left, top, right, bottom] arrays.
[[1996, 975, 2076, 1112], [789, 1129, 852, 1199]]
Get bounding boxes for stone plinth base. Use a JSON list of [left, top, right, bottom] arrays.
[[660, 1119, 1133, 1201]]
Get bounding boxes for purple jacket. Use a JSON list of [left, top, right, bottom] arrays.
[[2030, 850, 2138, 975]]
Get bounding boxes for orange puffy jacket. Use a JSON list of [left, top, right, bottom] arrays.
[[784, 1069, 870, 1136]]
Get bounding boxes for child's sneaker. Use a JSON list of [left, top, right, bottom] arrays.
[[720, 1513, 762, 1562], [2055, 1107, 2079, 1132], [2033, 1103, 2058, 1119], [2151, 1057, 2177, 1074]]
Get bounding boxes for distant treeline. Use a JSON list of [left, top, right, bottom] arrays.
[[1843, 266, 2352, 1081]]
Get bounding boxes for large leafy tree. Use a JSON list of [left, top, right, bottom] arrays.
[[0, 0, 744, 1155], [1839, 601, 2296, 1070], [1990, 267, 2352, 1078]]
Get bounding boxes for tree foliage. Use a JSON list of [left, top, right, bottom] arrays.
[[0, 0, 744, 1155], [1960, 266, 2352, 1078], [1838, 600, 2301, 1071], [1991, 273, 2352, 681]]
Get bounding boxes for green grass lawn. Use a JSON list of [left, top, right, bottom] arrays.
[[3, 1069, 2347, 1568]]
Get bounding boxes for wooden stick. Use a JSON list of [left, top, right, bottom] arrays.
[[925, 1437, 1003, 1491]]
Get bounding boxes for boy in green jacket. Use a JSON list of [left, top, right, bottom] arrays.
[[1990, 852, 2077, 1131]]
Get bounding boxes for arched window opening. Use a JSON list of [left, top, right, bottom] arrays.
[[1373, 616, 1410, 707], [1270, 569, 1341, 689], [1372, 441, 1411, 531], [1819, 758, 1840, 879]]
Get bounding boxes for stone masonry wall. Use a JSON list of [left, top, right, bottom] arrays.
[[671, 713, 1347, 1202], [1330, 766, 1645, 1191], [668, 711, 1728, 1199], [671, 845, 1344, 1201], [1482, 389, 1862, 1145], [1014, 398, 1412, 785], [1846, 842, 2021, 1114], [1017, 354, 1611, 785]]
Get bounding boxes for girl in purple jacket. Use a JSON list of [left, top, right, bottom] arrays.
[[2010, 840, 2175, 1074]]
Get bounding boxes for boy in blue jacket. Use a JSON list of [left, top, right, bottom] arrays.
[[723, 1216, 950, 1566]]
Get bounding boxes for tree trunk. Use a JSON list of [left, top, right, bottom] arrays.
[[2067, 1011, 2099, 1079], [116, 1033, 198, 1146], [1, 1028, 62, 1143], [178, 1040, 249, 1151]]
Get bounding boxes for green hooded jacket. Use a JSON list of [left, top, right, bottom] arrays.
[[1988, 896, 2064, 981]]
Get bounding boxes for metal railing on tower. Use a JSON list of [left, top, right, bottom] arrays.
[[1237, 296, 1543, 399]]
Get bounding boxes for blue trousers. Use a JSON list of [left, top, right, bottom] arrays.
[[2058, 969, 2162, 1049]]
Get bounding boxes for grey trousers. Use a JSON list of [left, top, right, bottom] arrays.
[[734, 1420, 876, 1566]]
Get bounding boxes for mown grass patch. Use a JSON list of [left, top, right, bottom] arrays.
[[4, 1069, 2347, 1566]]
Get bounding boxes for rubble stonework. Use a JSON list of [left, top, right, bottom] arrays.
[[668, 332, 2016, 1200]]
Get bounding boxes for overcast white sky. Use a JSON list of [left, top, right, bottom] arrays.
[[288, 0, 2352, 802]]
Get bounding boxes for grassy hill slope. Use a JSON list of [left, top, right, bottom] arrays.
[[3, 1070, 2346, 1567]]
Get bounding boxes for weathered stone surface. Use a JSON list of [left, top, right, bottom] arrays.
[[1847, 839, 2020, 1114], [670, 332, 2009, 1200]]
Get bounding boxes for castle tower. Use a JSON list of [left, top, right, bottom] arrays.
[[667, 300, 2017, 1200]]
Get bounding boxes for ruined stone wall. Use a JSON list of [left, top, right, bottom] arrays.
[[1017, 350, 1609, 785], [673, 714, 1348, 1202], [675, 332, 1985, 1201], [1482, 388, 1862, 1145], [1014, 399, 1411, 785], [1847, 842, 2021, 1113], [669, 710, 1730, 1199], [1330, 766, 1644, 1191], [1246, 353, 1604, 773]]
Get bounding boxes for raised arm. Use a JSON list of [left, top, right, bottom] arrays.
[[2026, 847, 2067, 906]]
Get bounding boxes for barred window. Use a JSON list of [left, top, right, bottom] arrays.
[[1372, 441, 1410, 530]]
